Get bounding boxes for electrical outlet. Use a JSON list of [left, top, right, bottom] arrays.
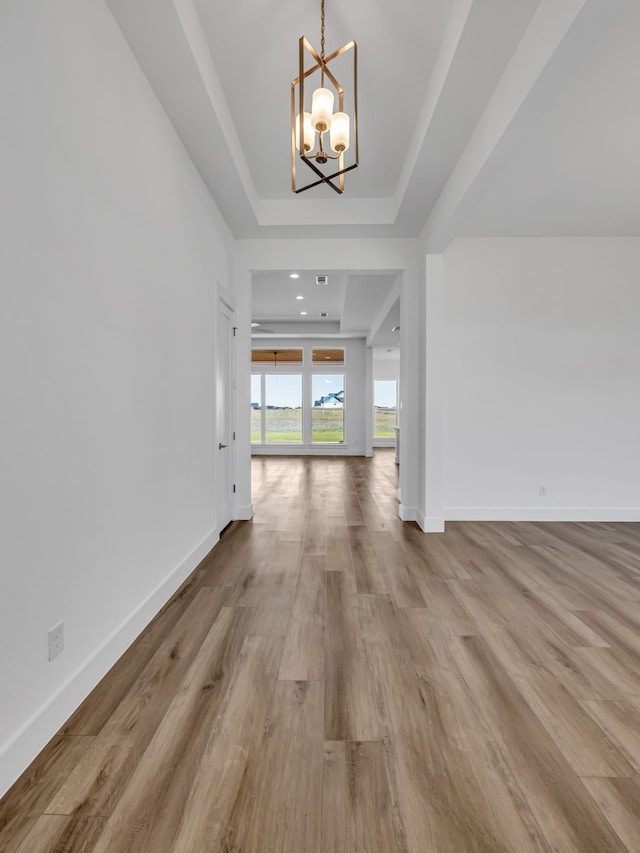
[[48, 621, 64, 661], [539, 485, 547, 497]]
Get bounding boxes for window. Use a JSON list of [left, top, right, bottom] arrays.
[[265, 375, 302, 442], [251, 349, 302, 364], [251, 347, 347, 446], [251, 375, 262, 442], [312, 348, 344, 365], [251, 374, 303, 443], [374, 380, 397, 438], [312, 374, 344, 442]]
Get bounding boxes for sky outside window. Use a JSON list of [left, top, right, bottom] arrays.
[[374, 380, 397, 408]]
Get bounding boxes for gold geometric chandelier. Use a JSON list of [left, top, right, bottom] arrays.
[[291, 0, 359, 194]]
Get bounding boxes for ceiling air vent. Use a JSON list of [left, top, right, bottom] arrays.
[[315, 275, 328, 286]]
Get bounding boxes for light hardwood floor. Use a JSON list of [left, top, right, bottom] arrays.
[[2, 449, 640, 851]]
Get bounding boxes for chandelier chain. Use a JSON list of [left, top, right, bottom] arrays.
[[321, 0, 325, 61]]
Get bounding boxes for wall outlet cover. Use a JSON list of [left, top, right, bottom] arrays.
[[48, 621, 64, 661]]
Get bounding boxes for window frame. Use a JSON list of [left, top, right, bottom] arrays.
[[251, 344, 351, 448]]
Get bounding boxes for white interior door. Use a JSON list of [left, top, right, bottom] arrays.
[[216, 298, 234, 531]]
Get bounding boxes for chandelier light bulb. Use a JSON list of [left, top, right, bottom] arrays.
[[330, 112, 350, 153], [311, 88, 334, 133], [295, 112, 315, 153]]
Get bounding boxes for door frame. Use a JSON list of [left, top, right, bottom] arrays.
[[216, 284, 236, 533]]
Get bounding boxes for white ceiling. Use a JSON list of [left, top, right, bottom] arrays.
[[252, 269, 400, 347], [192, 0, 451, 201], [105, 0, 638, 342], [460, 1, 640, 238], [105, 0, 546, 238]]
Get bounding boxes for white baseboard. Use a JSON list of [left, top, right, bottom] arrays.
[[0, 527, 219, 798], [251, 446, 365, 456], [398, 505, 445, 533], [398, 503, 415, 522], [234, 503, 253, 520], [421, 516, 446, 533], [444, 506, 640, 522]]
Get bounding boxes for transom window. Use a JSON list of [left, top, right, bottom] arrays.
[[251, 349, 302, 365], [312, 348, 344, 364]]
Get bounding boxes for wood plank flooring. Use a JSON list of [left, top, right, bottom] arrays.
[[3, 449, 640, 851]]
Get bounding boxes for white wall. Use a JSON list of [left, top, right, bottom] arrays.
[[372, 351, 400, 382], [0, 0, 234, 795], [250, 338, 367, 455], [442, 237, 640, 520]]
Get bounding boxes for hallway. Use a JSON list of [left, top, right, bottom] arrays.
[[2, 450, 640, 851]]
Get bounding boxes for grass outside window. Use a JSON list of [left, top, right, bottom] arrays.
[[374, 408, 397, 438]]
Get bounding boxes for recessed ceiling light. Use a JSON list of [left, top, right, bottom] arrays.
[[289, 273, 300, 279], [300, 311, 307, 315], [251, 322, 260, 327], [296, 295, 304, 300]]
